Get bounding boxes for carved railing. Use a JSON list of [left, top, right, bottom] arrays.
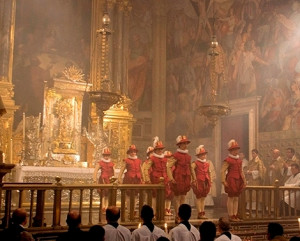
[[0, 178, 165, 230], [239, 183, 300, 220]]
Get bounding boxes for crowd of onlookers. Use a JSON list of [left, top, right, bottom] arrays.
[[1, 205, 299, 241]]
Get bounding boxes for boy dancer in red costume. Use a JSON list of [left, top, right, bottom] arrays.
[[93, 147, 115, 212], [191, 145, 211, 219], [167, 135, 192, 220], [221, 139, 246, 222]]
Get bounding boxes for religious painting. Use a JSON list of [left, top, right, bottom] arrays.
[[128, 0, 153, 112], [165, 0, 300, 134], [12, 0, 91, 128]]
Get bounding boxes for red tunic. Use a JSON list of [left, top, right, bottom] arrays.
[[224, 156, 245, 197], [172, 151, 191, 195], [150, 156, 173, 199], [192, 161, 211, 198], [123, 158, 142, 184], [97, 160, 114, 195]]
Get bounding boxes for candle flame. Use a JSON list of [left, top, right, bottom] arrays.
[[138, 223, 141, 228]]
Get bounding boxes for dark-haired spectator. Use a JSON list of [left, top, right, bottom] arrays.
[[1, 208, 34, 241], [103, 206, 131, 241], [89, 225, 105, 241], [267, 222, 287, 241], [215, 217, 241, 241], [131, 205, 167, 241], [169, 204, 200, 241], [199, 221, 216, 241], [57, 210, 86, 241], [157, 237, 170, 241], [289, 236, 300, 241]]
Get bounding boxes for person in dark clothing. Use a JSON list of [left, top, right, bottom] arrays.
[[88, 225, 105, 241], [1, 208, 34, 241], [199, 221, 216, 241], [56, 210, 87, 241]]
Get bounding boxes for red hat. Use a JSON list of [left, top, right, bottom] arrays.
[[146, 146, 154, 155], [153, 136, 165, 150], [227, 139, 240, 150], [127, 144, 138, 154], [102, 147, 111, 155], [195, 145, 208, 156], [176, 135, 191, 145], [164, 150, 172, 158]]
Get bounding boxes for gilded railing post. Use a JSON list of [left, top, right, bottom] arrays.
[[110, 182, 118, 206], [156, 177, 165, 222], [274, 179, 280, 218], [52, 177, 62, 228], [120, 189, 126, 222]]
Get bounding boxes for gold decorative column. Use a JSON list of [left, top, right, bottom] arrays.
[[0, 0, 18, 164], [42, 67, 91, 165]]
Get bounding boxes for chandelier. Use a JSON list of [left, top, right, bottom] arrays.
[[196, 5, 230, 127]]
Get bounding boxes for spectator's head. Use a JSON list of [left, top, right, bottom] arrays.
[[141, 205, 154, 223], [178, 204, 191, 221], [289, 236, 300, 241], [272, 149, 280, 159], [106, 206, 120, 223], [291, 163, 300, 175], [286, 148, 295, 159], [66, 210, 81, 229], [157, 237, 170, 241], [199, 221, 216, 241], [217, 217, 231, 232], [251, 149, 259, 158], [89, 225, 105, 241], [267, 222, 284, 240], [12, 208, 28, 226]]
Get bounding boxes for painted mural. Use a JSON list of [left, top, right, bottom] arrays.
[[128, 0, 153, 112], [165, 0, 300, 138], [12, 0, 91, 128]]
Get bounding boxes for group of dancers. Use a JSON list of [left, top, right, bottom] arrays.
[[93, 135, 246, 222]]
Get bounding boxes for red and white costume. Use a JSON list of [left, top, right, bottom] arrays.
[[221, 140, 246, 222]]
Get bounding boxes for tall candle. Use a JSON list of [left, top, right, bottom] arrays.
[[164, 223, 168, 234], [138, 223, 141, 229], [298, 218, 300, 231]]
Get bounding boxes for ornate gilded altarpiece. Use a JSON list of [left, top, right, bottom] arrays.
[[42, 71, 91, 166]]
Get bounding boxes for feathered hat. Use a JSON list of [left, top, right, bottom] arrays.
[[164, 150, 172, 158], [127, 144, 138, 154], [146, 146, 154, 155], [195, 145, 208, 156], [176, 135, 190, 145], [153, 136, 165, 150], [102, 147, 111, 155], [227, 139, 240, 150]]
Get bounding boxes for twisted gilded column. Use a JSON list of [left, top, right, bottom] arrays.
[[0, 0, 18, 164]]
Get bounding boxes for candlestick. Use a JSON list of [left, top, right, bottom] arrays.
[[22, 112, 25, 143], [164, 223, 168, 234], [37, 113, 41, 138], [10, 138, 13, 163]]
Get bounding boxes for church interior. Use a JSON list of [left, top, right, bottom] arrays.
[[0, 0, 300, 240]]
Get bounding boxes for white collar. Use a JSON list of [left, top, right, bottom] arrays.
[[228, 154, 239, 159], [153, 153, 164, 158], [177, 148, 189, 154], [101, 158, 111, 163], [197, 158, 207, 163], [128, 155, 137, 160]]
